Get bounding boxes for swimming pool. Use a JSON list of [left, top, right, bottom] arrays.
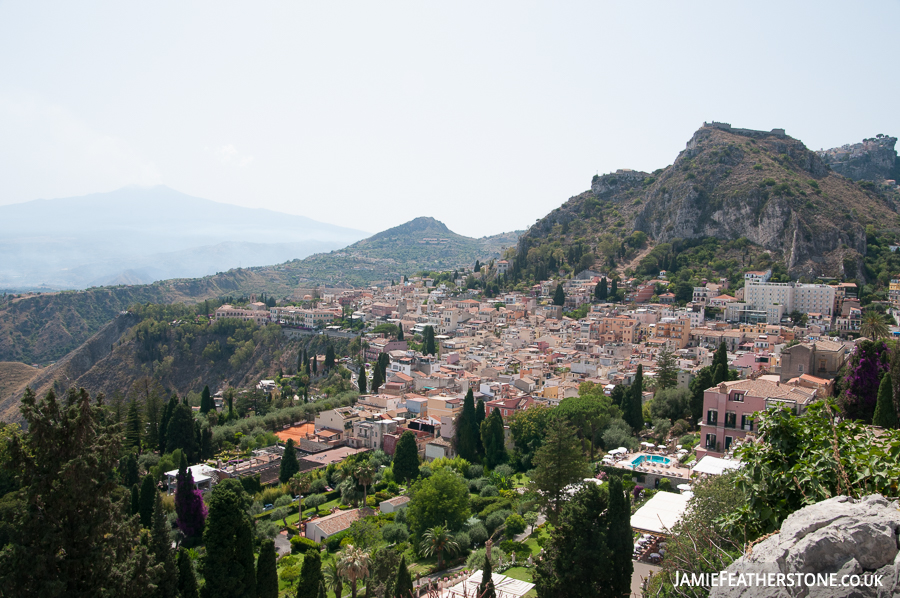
[[630, 455, 671, 467]]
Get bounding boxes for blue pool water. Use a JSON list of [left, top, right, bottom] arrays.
[[630, 455, 671, 467]]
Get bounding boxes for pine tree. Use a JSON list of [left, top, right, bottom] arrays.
[[874, 373, 899, 428], [357, 367, 368, 394], [256, 539, 278, 598], [1, 388, 154, 596], [280, 439, 300, 484], [655, 346, 678, 390], [606, 476, 633, 597], [126, 399, 142, 452], [325, 345, 336, 370], [454, 389, 478, 462], [296, 550, 324, 598], [392, 431, 420, 484], [200, 386, 212, 415], [393, 555, 413, 598], [481, 408, 507, 468], [202, 479, 256, 598], [474, 398, 486, 457], [479, 549, 496, 598], [531, 418, 591, 524], [177, 548, 200, 598], [150, 491, 178, 598], [553, 283, 565, 306], [371, 365, 384, 394], [175, 453, 207, 538], [139, 474, 156, 528]]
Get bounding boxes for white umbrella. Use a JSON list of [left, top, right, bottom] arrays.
[[677, 483, 692, 491], [641, 441, 653, 447], [616, 447, 628, 454], [675, 445, 683, 449], [657, 444, 667, 449]]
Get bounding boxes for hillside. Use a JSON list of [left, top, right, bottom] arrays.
[[515, 122, 900, 283], [0, 218, 520, 364], [0, 186, 368, 291]]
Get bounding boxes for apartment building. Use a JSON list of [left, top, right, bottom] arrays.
[[270, 307, 335, 328], [651, 317, 691, 349], [215, 303, 270, 325]]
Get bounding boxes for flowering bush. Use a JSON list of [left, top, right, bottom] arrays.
[[175, 467, 208, 538], [838, 340, 890, 423]]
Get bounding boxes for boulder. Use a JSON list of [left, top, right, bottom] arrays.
[[709, 494, 900, 598]]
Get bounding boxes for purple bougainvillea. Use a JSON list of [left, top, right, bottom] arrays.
[[175, 468, 208, 538], [839, 340, 889, 423]]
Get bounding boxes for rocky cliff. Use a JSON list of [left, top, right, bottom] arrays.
[[516, 123, 900, 281], [818, 135, 899, 183], [709, 494, 899, 598]]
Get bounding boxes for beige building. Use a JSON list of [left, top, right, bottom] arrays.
[[425, 395, 462, 421], [215, 304, 270, 325]]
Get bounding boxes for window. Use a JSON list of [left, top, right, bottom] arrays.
[[724, 436, 733, 451], [741, 415, 754, 431], [705, 433, 717, 450], [707, 409, 718, 425], [798, 364, 803, 373], [724, 412, 737, 429], [730, 392, 744, 402]]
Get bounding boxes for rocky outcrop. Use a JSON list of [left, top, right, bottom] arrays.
[[818, 136, 898, 183], [709, 494, 900, 598]]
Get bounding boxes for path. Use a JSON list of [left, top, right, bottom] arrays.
[[617, 243, 654, 277], [274, 531, 291, 557], [631, 562, 661, 597], [513, 514, 546, 543]]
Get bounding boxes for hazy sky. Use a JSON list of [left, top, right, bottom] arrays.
[[1, 2, 897, 238]]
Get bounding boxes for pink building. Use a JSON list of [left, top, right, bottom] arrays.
[[698, 379, 816, 458]]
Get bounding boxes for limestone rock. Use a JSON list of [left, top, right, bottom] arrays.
[[709, 494, 900, 598]]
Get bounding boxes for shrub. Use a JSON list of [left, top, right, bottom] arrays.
[[493, 464, 514, 479], [499, 539, 530, 561], [309, 477, 328, 494], [454, 530, 471, 549], [504, 513, 526, 538], [381, 523, 409, 544], [279, 565, 301, 583], [479, 499, 513, 519], [274, 494, 292, 508], [671, 419, 690, 437], [479, 485, 499, 498], [417, 465, 432, 479], [466, 547, 506, 570], [468, 522, 488, 545], [485, 509, 512, 534], [466, 464, 484, 479], [257, 484, 290, 505], [325, 529, 352, 551], [469, 496, 499, 514], [290, 535, 320, 554]]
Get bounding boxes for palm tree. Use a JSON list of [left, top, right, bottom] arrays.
[[861, 310, 889, 341], [419, 523, 460, 571], [324, 557, 344, 598], [289, 472, 313, 520], [354, 463, 376, 506], [337, 544, 371, 598]]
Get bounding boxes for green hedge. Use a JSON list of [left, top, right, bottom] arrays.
[[290, 535, 320, 554], [324, 530, 352, 551]]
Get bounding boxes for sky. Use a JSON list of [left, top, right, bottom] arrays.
[[1, 2, 898, 238]]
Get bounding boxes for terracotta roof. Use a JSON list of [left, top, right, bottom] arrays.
[[311, 508, 363, 536]]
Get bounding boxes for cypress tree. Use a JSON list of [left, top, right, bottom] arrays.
[[121, 451, 140, 488], [139, 474, 156, 528], [713, 342, 728, 372], [150, 491, 178, 598], [553, 283, 565, 306], [597, 278, 608, 301], [177, 548, 199, 598], [175, 453, 207, 538], [158, 396, 176, 454], [324, 346, 336, 370], [454, 389, 478, 462], [318, 582, 326, 598], [392, 431, 420, 484], [378, 352, 390, 380], [130, 483, 140, 516], [474, 399, 486, 456], [311, 355, 317, 376], [611, 278, 618, 299], [357, 367, 368, 394], [630, 365, 645, 431], [256, 539, 278, 598], [874, 373, 899, 428], [296, 550, 324, 598], [424, 326, 436, 356], [280, 439, 300, 484], [479, 549, 496, 598], [713, 363, 727, 386], [125, 399, 142, 452], [167, 403, 197, 462], [200, 386, 212, 415], [397, 326, 404, 341], [393, 555, 413, 598], [607, 476, 633, 597], [202, 479, 256, 598], [481, 408, 507, 468], [371, 364, 384, 394]]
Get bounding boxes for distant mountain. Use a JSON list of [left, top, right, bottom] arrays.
[[0, 217, 520, 364], [0, 186, 368, 290], [515, 122, 900, 282]]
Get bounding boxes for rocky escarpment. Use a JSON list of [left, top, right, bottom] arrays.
[[0, 311, 139, 423], [709, 494, 900, 598], [818, 136, 899, 183]]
